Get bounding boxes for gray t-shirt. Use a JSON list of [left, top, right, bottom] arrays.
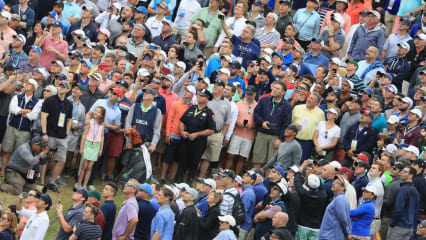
[[7, 143, 41, 175], [263, 139, 303, 170], [0, 76, 14, 116], [320, 27, 346, 59], [207, 96, 231, 131]]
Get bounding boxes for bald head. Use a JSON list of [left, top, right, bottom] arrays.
[[321, 164, 336, 180], [272, 212, 289, 228], [365, 46, 379, 61]]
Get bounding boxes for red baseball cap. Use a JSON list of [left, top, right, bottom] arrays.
[[338, 167, 352, 179], [355, 153, 369, 163], [98, 62, 112, 70], [111, 88, 123, 99]]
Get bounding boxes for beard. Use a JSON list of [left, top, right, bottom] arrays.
[[399, 106, 408, 112]]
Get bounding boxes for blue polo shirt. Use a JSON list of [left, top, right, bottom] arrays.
[[371, 113, 387, 133], [254, 182, 268, 204], [195, 194, 209, 216], [150, 196, 160, 211], [150, 204, 175, 240], [62, 1, 82, 20], [303, 51, 329, 74], [228, 75, 246, 95], [231, 35, 260, 69], [101, 200, 117, 240], [41, 16, 71, 35]]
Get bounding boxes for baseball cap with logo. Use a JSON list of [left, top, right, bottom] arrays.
[[397, 41, 410, 51], [218, 169, 236, 179], [185, 85, 196, 95], [13, 34, 26, 44]]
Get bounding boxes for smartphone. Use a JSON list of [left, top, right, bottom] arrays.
[[332, 69, 337, 74], [198, 61, 203, 70], [148, 44, 158, 50], [57, 199, 61, 204], [183, 41, 189, 47], [266, 123, 279, 129], [23, 192, 28, 198], [157, 60, 161, 66], [218, 14, 225, 20], [243, 119, 248, 127]]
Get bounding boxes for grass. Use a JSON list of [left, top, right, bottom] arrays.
[[0, 177, 127, 239]]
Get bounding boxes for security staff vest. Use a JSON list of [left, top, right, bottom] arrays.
[[131, 103, 156, 142], [9, 94, 38, 132]]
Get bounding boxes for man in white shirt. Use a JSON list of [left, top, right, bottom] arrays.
[[145, 3, 167, 37], [17, 192, 51, 240]]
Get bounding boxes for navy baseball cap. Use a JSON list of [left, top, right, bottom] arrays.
[[116, 80, 129, 89], [52, 21, 63, 28], [55, 73, 67, 80], [142, 88, 156, 96], [74, 188, 88, 201], [40, 194, 52, 210]]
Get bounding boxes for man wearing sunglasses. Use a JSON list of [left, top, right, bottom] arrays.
[[17, 191, 51, 240], [417, 220, 426, 239], [113, 179, 139, 240]]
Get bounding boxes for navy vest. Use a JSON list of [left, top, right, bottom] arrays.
[[131, 103, 157, 142], [9, 94, 38, 132]]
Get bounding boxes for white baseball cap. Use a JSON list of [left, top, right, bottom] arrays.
[[387, 115, 400, 124], [185, 85, 196, 95], [364, 185, 378, 196], [397, 41, 410, 51], [331, 12, 344, 26], [385, 144, 398, 154], [218, 215, 236, 227], [176, 61, 186, 71], [13, 34, 26, 44], [27, 79, 38, 90], [403, 145, 420, 157], [307, 174, 320, 189], [385, 84, 398, 94], [219, 68, 230, 77], [330, 57, 342, 66], [137, 68, 151, 77], [409, 108, 422, 118], [202, 178, 216, 189]]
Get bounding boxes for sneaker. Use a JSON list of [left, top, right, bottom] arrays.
[[104, 176, 114, 182], [37, 184, 46, 193], [81, 186, 87, 190], [73, 182, 80, 190], [56, 177, 68, 186], [47, 183, 60, 193], [88, 185, 96, 191]]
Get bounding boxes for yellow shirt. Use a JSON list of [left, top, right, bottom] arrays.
[[292, 104, 325, 140]]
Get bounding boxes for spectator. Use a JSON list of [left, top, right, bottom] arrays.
[[370, 97, 388, 133], [134, 183, 157, 240], [15, 189, 40, 237], [215, 215, 238, 240], [263, 124, 302, 170], [319, 175, 351, 240], [238, 169, 256, 239], [0, 79, 39, 180], [261, 212, 290, 240], [195, 178, 216, 216], [41, 1, 71, 36], [112, 179, 139, 239], [416, 220, 426, 239], [0, 11, 16, 58], [293, 0, 320, 50], [312, 107, 341, 161], [349, 185, 376, 239], [0, 34, 28, 68], [387, 167, 420, 240], [347, 10, 385, 61], [366, 161, 385, 237], [173, 0, 201, 41], [173, 187, 199, 240], [252, 81, 292, 168], [151, 187, 175, 240], [56, 188, 87, 240], [411, 159, 426, 226], [85, 190, 105, 231], [397, 108, 422, 147], [101, 183, 117, 240], [0, 136, 48, 194], [319, 13, 346, 58], [62, 0, 82, 24], [292, 92, 325, 162], [275, 0, 292, 39], [35, 21, 68, 71], [151, 19, 178, 53], [382, 18, 412, 60], [16, 193, 51, 240], [219, 12, 260, 68], [303, 39, 329, 79], [383, 41, 410, 92], [69, 204, 102, 240], [214, 2, 248, 51], [218, 169, 239, 216], [183, 31, 203, 64], [321, 0, 351, 34], [0, 211, 17, 239], [79, 73, 104, 113], [199, 190, 222, 240], [255, 12, 280, 50]]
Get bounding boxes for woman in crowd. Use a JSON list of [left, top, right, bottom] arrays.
[[199, 190, 223, 240], [0, 212, 17, 240], [213, 215, 238, 240], [293, 0, 321, 49], [312, 107, 341, 161], [349, 185, 376, 240]]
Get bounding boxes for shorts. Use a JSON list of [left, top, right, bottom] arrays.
[[2, 126, 30, 153], [252, 131, 278, 164], [106, 132, 124, 157], [48, 136, 68, 162], [155, 131, 166, 154], [370, 219, 381, 235], [227, 135, 254, 159], [66, 130, 81, 152], [163, 138, 181, 163], [83, 140, 101, 161], [201, 132, 224, 162]]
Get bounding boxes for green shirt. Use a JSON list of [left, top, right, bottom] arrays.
[[383, 170, 392, 187], [191, 7, 222, 47]]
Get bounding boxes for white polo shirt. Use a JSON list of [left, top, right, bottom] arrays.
[[18, 208, 50, 240]]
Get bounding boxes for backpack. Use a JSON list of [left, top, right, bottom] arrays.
[[118, 147, 147, 183], [224, 192, 246, 225]]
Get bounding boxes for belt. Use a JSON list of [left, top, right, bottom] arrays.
[[215, 130, 223, 134], [296, 138, 313, 142], [374, 217, 380, 220]]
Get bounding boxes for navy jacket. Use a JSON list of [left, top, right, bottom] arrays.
[[383, 56, 410, 91], [391, 182, 419, 228], [67, 20, 98, 45], [343, 123, 378, 154], [253, 96, 292, 138], [152, 34, 178, 53], [413, 174, 426, 215]]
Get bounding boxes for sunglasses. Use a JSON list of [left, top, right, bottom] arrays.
[[125, 182, 133, 187], [143, 57, 151, 61], [110, 91, 118, 96], [153, 80, 161, 84], [325, 130, 328, 139], [298, 86, 307, 90], [272, 186, 280, 191]]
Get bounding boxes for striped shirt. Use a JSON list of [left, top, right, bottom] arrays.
[[74, 221, 102, 240], [255, 28, 280, 47], [220, 187, 239, 216]]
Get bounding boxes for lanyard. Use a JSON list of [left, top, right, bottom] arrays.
[[404, 125, 418, 136], [10, 50, 23, 67], [72, 100, 79, 118], [194, 108, 203, 117], [92, 119, 101, 141]]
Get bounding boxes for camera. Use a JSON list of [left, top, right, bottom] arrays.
[[198, 61, 203, 70], [218, 14, 225, 20]]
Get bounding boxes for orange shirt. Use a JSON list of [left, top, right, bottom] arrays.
[[159, 88, 180, 129], [346, 1, 368, 25], [233, 101, 258, 140], [166, 99, 191, 137]]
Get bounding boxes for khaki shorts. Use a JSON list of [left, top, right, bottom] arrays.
[[202, 132, 224, 162], [370, 219, 381, 236], [1, 126, 30, 153], [48, 136, 68, 162], [252, 131, 278, 164], [227, 135, 254, 159]]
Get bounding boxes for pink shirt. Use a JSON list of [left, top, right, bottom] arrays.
[[0, 27, 17, 57], [86, 119, 104, 142], [233, 101, 258, 140], [320, 11, 352, 34], [159, 88, 180, 129], [18, 203, 36, 237], [39, 35, 68, 71], [99, 79, 115, 93]]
